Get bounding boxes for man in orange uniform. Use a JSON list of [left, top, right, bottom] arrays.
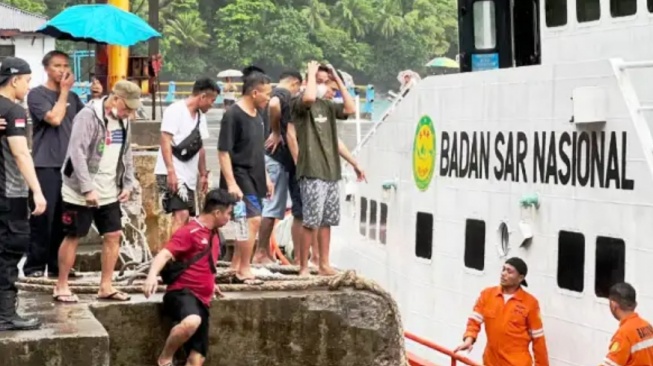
[[601, 282, 653, 366], [454, 257, 549, 366]]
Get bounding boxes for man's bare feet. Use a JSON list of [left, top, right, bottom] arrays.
[[298, 267, 311, 277], [97, 287, 131, 302], [252, 251, 276, 265], [318, 266, 338, 276]]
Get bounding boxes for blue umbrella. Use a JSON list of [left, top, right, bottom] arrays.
[[37, 4, 161, 47]]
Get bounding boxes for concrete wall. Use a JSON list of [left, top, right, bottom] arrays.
[[91, 290, 405, 366]]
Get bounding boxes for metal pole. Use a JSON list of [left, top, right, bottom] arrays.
[[148, 0, 159, 120]]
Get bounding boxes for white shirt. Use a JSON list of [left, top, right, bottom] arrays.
[[154, 100, 210, 189]]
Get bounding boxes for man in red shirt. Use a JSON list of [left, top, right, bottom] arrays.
[[143, 188, 236, 366]]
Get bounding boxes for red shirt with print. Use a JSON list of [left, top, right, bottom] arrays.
[[165, 219, 221, 305]]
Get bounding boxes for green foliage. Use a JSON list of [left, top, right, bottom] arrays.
[[1, 0, 47, 14], [9, 0, 458, 90]]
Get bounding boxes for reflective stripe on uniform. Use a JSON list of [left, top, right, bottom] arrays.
[[602, 358, 622, 366], [631, 337, 653, 353], [469, 311, 483, 323], [531, 328, 544, 339]]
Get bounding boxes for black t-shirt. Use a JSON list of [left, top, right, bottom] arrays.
[[217, 104, 267, 198], [27, 86, 84, 168], [0, 96, 30, 214], [265, 87, 294, 170]]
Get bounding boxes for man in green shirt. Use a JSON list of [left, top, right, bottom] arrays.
[[290, 61, 364, 276]]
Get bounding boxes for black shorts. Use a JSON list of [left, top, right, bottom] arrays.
[[61, 201, 122, 237], [156, 175, 197, 216], [163, 289, 210, 357]]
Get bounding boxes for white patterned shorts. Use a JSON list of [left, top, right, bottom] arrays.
[[299, 178, 340, 229]]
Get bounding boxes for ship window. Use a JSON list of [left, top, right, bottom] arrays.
[[359, 197, 368, 236], [577, 0, 601, 22], [473, 0, 497, 50], [415, 212, 433, 260], [545, 0, 568, 27], [595, 236, 625, 298], [611, 0, 636, 17], [369, 200, 378, 241], [464, 219, 486, 271], [380, 203, 388, 244], [557, 231, 585, 292]]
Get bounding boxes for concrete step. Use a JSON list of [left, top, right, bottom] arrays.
[[0, 287, 405, 366], [0, 293, 109, 366]]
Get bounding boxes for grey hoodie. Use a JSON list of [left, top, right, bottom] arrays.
[[61, 97, 135, 196]]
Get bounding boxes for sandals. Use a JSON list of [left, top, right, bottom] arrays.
[[96, 291, 131, 302], [53, 293, 79, 303], [230, 275, 263, 285]]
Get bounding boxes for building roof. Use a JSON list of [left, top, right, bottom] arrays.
[[0, 3, 48, 33]]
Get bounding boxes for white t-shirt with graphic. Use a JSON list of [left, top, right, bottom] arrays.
[[154, 100, 210, 190], [63, 102, 124, 206]]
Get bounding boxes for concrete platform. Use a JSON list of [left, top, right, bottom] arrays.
[[0, 287, 406, 366]]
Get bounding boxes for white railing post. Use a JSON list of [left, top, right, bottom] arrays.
[[355, 94, 362, 145]]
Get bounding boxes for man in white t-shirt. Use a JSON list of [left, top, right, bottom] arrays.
[[154, 78, 218, 235]]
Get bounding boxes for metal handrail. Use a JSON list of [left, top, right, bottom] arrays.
[[404, 331, 482, 366]]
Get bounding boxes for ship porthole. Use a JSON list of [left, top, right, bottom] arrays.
[[497, 222, 510, 257]]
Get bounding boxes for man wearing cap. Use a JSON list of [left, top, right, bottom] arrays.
[[0, 57, 47, 330], [24, 50, 102, 280], [601, 282, 653, 366], [53, 80, 140, 303], [454, 257, 550, 366]]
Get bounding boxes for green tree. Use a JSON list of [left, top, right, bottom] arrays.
[[1, 0, 46, 14]]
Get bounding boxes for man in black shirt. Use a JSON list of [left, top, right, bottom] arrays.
[[218, 70, 272, 283], [24, 50, 101, 279], [253, 71, 303, 264], [0, 57, 47, 331]]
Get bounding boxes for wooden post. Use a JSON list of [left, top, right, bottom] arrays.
[[148, 0, 159, 120]]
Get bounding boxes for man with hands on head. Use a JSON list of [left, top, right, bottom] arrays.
[[287, 61, 366, 277], [0, 57, 47, 331]]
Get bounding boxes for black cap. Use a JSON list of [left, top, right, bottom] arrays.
[[0, 57, 31, 85], [505, 257, 528, 287]]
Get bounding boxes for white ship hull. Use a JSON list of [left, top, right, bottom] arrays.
[[330, 56, 653, 365]]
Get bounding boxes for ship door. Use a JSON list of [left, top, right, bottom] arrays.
[[458, 0, 541, 72], [513, 0, 541, 67]]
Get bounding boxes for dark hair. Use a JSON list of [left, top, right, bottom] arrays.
[[242, 71, 271, 95], [279, 70, 303, 83], [609, 282, 637, 311], [202, 188, 238, 214], [42, 50, 70, 67], [192, 77, 220, 95], [242, 65, 265, 78], [317, 65, 330, 74]]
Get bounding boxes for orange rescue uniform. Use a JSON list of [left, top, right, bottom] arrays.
[[601, 313, 653, 366], [463, 286, 549, 366]]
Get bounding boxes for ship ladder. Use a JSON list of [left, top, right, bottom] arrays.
[[404, 331, 482, 366]]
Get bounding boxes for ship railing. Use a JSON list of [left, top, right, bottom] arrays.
[[611, 58, 653, 183], [404, 331, 482, 366], [350, 83, 415, 157]]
